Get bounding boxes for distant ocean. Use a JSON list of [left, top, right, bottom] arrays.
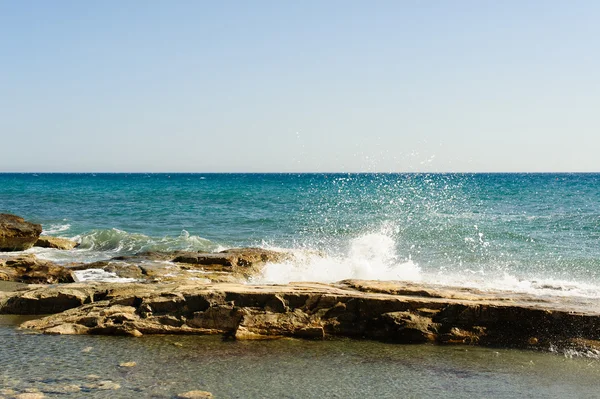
[[1, 173, 599, 297]]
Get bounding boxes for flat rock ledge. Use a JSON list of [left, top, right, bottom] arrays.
[[2, 279, 600, 353], [0, 248, 287, 284]]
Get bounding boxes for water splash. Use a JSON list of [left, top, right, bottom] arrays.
[[254, 227, 421, 283]]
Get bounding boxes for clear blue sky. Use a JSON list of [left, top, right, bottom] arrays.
[[1, 1, 598, 172]]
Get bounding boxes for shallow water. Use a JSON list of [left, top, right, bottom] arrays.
[[1, 318, 599, 398]]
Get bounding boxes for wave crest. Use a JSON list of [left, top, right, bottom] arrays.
[[75, 228, 220, 253]]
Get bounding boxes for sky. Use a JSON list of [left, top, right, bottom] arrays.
[[1, 1, 599, 172]]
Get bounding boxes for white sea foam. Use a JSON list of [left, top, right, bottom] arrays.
[[254, 228, 422, 284], [42, 223, 71, 235], [252, 227, 600, 299], [72, 269, 137, 283], [422, 272, 600, 299]]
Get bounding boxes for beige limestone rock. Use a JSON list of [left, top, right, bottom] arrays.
[[15, 393, 45, 399], [0, 214, 42, 251], [34, 236, 78, 250], [0, 255, 74, 284], [177, 390, 214, 399], [3, 279, 600, 353]]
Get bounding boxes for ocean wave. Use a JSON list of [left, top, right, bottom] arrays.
[[252, 226, 600, 299], [74, 228, 221, 253]]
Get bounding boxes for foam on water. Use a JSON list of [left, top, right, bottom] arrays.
[[255, 227, 421, 283], [255, 226, 600, 299], [42, 222, 71, 235], [73, 268, 137, 283]]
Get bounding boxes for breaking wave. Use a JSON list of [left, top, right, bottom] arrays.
[[74, 228, 221, 253], [254, 226, 600, 299], [255, 226, 422, 283]]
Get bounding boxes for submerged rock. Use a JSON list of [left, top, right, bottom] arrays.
[[0, 214, 42, 251], [177, 390, 214, 399], [14, 393, 45, 399], [34, 236, 79, 250]]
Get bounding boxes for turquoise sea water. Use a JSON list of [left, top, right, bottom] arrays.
[[1, 173, 600, 295], [2, 173, 600, 397]]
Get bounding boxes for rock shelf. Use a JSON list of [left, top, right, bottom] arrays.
[[1, 276, 600, 353]]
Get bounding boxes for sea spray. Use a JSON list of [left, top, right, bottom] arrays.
[[2, 173, 600, 298], [255, 227, 421, 283]]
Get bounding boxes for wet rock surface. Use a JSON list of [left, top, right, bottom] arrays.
[[0, 214, 42, 251], [0, 278, 598, 353], [69, 247, 289, 283], [33, 236, 79, 250]]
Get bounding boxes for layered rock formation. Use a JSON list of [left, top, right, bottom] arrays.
[[70, 247, 288, 283], [0, 214, 42, 251], [1, 278, 599, 353], [0, 255, 74, 284]]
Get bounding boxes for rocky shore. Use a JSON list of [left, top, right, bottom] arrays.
[[2, 256, 600, 353], [1, 214, 600, 354]]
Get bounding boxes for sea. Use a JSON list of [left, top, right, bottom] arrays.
[[1, 172, 600, 397]]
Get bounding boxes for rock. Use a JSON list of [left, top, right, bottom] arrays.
[[0, 284, 91, 314], [15, 393, 45, 399], [0, 255, 74, 284], [84, 380, 121, 390], [34, 236, 78, 250], [65, 248, 292, 284], [177, 390, 214, 399], [6, 279, 600, 354], [377, 311, 439, 343], [41, 384, 81, 394], [172, 247, 289, 279], [45, 323, 90, 335], [0, 214, 42, 251]]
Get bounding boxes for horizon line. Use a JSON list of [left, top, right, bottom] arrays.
[[1, 171, 599, 175]]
